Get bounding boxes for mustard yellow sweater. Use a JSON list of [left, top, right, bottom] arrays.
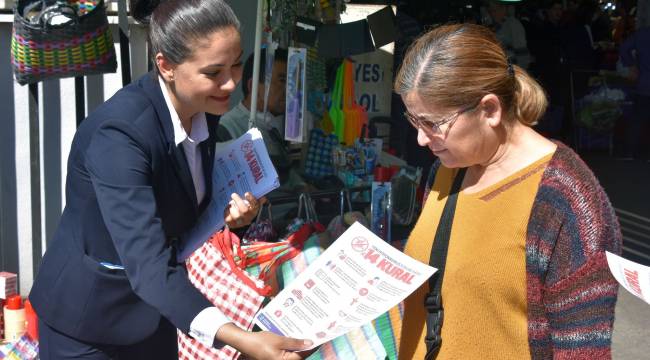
[[396, 154, 551, 359]]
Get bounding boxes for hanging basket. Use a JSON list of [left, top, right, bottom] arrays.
[[11, 0, 118, 85]]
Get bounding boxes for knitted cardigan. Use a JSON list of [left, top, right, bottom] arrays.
[[423, 143, 622, 359]]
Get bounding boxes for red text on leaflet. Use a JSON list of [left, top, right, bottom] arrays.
[[243, 148, 263, 184], [364, 249, 414, 284], [624, 268, 643, 297]]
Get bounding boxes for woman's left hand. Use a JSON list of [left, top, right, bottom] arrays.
[[224, 192, 266, 229]]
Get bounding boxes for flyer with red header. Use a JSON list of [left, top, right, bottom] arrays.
[[606, 251, 650, 305], [178, 128, 280, 261], [255, 222, 436, 348]]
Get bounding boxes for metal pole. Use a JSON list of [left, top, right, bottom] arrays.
[[28, 83, 42, 274], [118, 0, 132, 85], [75, 77, 85, 127], [248, 0, 264, 129]]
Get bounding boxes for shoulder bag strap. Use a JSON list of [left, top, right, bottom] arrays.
[[424, 167, 466, 360]]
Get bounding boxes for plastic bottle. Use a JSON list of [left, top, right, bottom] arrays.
[[3, 294, 26, 342]]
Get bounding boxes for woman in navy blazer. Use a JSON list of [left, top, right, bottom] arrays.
[[29, 1, 312, 359]]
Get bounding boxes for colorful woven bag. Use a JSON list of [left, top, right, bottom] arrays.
[[179, 225, 314, 359], [11, 0, 117, 85], [178, 228, 266, 360]]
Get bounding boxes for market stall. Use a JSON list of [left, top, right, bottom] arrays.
[[2, 1, 416, 359]]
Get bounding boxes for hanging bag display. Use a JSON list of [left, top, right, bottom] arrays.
[[242, 203, 277, 245], [342, 59, 368, 145], [304, 63, 345, 179], [329, 63, 345, 143], [342, 60, 357, 146], [11, 0, 117, 85], [304, 127, 339, 180], [326, 189, 367, 239]]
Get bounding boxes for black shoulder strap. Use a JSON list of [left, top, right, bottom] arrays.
[[424, 167, 466, 360]]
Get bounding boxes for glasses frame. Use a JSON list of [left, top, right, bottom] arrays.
[[405, 101, 480, 135]]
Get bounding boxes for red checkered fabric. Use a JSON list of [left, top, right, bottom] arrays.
[[178, 234, 265, 360]]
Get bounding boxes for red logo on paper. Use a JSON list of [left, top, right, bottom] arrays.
[[241, 140, 254, 153], [351, 237, 369, 252]]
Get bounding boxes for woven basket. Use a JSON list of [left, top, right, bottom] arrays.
[[11, 0, 117, 85]]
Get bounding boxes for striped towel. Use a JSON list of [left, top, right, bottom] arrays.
[[370, 240, 408, 360], [372, 304, 404, 360]]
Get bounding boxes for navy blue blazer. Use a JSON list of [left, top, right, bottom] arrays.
[[30, 73, 218, 345]]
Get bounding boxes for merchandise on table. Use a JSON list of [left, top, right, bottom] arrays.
[[371, 182, 392, 241], [390, 166, 422, 226], [24, 300, 38, 341], [0, 298, 4, 341], [3, 295, 26, 342], [0, 334, 39, 360], [0, 272, 18, 299]]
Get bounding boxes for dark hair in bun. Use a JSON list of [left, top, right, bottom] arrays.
[[129, 0, 161, 24], [130, 0, 240, 69]]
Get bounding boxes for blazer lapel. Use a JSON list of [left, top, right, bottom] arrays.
[[140, 73, 199, 212], [171, 144, 199, 211]]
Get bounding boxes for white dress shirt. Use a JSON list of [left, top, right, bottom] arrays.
[[159, 76, 231, 347]]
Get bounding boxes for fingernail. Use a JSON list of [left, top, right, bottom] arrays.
[[303, 340, 313, 346]]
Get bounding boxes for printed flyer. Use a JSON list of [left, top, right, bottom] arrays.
[[606, 251, 650, 305], [255, 222, 436, 348], [178, 128, 280, 261]]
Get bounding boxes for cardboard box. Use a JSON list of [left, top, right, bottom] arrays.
[[0, 272, 17, 300]]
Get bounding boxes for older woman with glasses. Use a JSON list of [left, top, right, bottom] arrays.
[[391, 24, 621, 359]]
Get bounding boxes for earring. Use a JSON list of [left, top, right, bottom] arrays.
[[170, 72, 175, 81]]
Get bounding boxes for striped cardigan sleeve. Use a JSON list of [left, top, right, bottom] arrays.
[[526, 145, 622, 359]]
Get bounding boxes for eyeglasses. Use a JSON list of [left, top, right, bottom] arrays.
[[404, 102, 480, 135]]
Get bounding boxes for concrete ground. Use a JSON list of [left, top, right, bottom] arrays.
[[612, 289, 650, 359]]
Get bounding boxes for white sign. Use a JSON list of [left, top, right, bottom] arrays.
[[179, 128, 280, 260], [255, 222, 436, 348], [342, 5, 395, 118], [606, 251, 650, 305]]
